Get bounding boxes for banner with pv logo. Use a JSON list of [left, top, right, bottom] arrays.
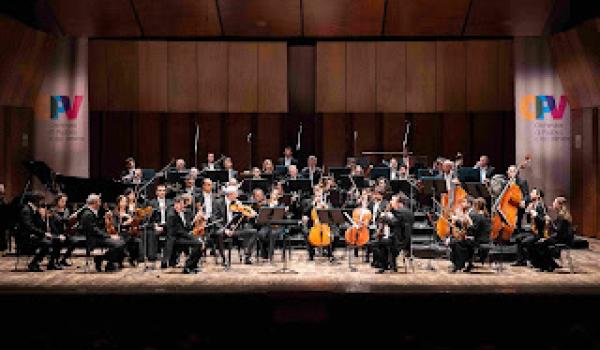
[[34, 38, 89, 177], [515, 37, 570, 202]]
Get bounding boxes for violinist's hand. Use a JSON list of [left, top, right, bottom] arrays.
[[225, 229, 233, 237]]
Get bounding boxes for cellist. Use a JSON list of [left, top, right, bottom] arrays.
[[513, 188, 545, 267], [302, 186, 336, 262]]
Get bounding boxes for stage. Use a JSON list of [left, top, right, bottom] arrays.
[[1, 239, 599, 296]]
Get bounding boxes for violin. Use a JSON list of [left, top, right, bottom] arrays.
[[230, 201, 257, 218], [104, 211, 118, 237], [129, 206, 153, 237], [192, 212, 206, 238]]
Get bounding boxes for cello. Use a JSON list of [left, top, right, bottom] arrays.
[[308, 193, 331, 247], [490, 155, 531, 241], [344, 194, 372, 247]]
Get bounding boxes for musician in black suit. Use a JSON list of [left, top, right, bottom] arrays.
[[473, 155, 495, 183], [373, 194, 413, 273], [529, 197, 574, 272], [223, 157, 238, 181], [79, 194, 125, 272], [286, 165, 303, 181], [212, 186, 258, 265], [365, 187, 388, 262], [278, 146, 298, 167], [148, 184, 171, 262], [301, 156, 322, 186], [50, 193, 85, 267], [449, 197, 491, 272], [19, 193, 62, 272], [513, 188, 544, 267], [201, 153, 221, 171], [507, 165, 530, 237], [165, 197, 204, 274]]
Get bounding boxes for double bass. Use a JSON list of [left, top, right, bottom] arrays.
[[308, 194, 331, 247], [435, 159, 467, 239], [490, 155, 531, 241]]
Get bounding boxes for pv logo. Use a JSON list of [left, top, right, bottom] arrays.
[[50, 96, 83, 120], [519, 95, 568, 121]]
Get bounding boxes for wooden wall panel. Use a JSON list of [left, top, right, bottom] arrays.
[[303, 0, 385, 36], [441, 113, 470, 161], [228, 43, 258, 113], [410, 114, 441, 164], [321, 114, 349, 169], [376, 42, 406, 113], [497, 40, 514, 111], [133, 0, 221, 37], [256, 114, 284, 166], [382, 114, 407, 153], [219, 0, 301, 37], [164, 114, 193, 164], [106, 41, 139, 111], [138, 41, 167, 112], [225, 115, 252, 169], [406, 42, 436, 113], [134, 113, 162, 170], [385, 0, 470, 36], [471, 113, 504, 167], [352, 114, 380, 163], [316, 42, 346, 113], [436, 41, 466, 112], [467, 41, 499, 111], [258, 42, 288, 112], [3, 108, 33, 199], [26, 35, 57, 107], [581, 108, 598, 237], [88, 40, 108, 111], [197, 42, 228, 112], [100, 112, 133, 179], [0, 19, 25, 104], [167, 42, 198, 112], [288, 45, 315, 114], [346, 42, 376, 113], [570, 109, 583, 234], [196, 114, 223, 166]]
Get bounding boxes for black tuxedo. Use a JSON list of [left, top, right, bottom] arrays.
[[212, 198, 257, 264], [301, 167, 322, 185], [19, 204, 58, 268], [201, 162, 221, 171], [373, 207, 413, 270], [163, 207, 203, 270], [79, 207, 125, 266], [278, 157, 298, 167], [145, 198, 172, 261]]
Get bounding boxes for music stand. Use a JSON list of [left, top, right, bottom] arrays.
[[204, 170, 229, 186], [316, 208, 345, 264], [463, 182, 491, 199], [260, 207, 298, 274], [369, 167, 391, 180], [328, 166, 350, 179], [274, 165, 288, 178], [242, 179, 270, 194], [141, 169, 156, 182], [284, 179, 312, 194], [390, 180, 411, 196], [458, 168, 481, 183]]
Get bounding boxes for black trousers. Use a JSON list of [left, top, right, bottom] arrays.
[[529, 238, 560, 270], [257, 226, 280, 259], [449, 239, 477, 270], [62, 235, 87, 261], [122, 234, 142, 262], [29, 236, 60, 266], [215, 226, 257, 260], [92, 237, 126, 264], [175, 234, 203, 269], [374, 236, 399, 270], [514, 231, 539, 263]]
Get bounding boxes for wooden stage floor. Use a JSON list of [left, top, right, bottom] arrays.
[[1, 239, 600, 295]]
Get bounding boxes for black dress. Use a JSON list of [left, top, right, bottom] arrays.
[[529, 216, 573, 271]]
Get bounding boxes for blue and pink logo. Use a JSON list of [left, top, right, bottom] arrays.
[[50, 95, 83, 120]]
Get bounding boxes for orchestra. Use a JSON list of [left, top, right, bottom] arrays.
[[9, 147, 574, 275]]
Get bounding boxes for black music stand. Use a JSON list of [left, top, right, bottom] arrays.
[[390, 180, 411, 196], [316, 208, 345, 264], [284, 179, 312, 194], [328, 166, 350, 179], [242, 179, 270, 194], [369, 167, 391, 180], [419, 177, 447, 272], [274, 165, 288, 178], [463, 182, 491, 199], [458, 168, 481, 183], [204, 170, 229, 187], [259, 207, 298, 274]]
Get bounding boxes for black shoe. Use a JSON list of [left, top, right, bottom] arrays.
[[47, 263, 63, 271], [128, 257, 137, 267], [376, 268, 386, 274], [244, 257, 253, 265], [183, 267, 198, 274], [391, 265, 398, 272], [59, 259, 72, 267], [450, 266, 460, 273], [105, 263, 117, 272], [221, 259, 228, 267], [464, 263, 474, 273], [28, 263, 43, 272], [93, 256, 103, 272], [160, 262, 168, 269], [512, 261, 527, 267]]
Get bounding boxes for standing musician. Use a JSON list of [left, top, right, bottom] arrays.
[[301, 155, 322, 186], [79, 194, 125, 272], [529, 196, 573, 272], [373, 194, 413, 273], [165, 197, 205, 274], [513, 188, 545, 267], [506, 164, 530, 236], [278, 146, 298, 167], [473, 155, 495, 184], [148, 184, 171, 262], [213, 186, 258, 265], [120, 157, 136, 182]]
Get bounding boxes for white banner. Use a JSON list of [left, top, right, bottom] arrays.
[[514, 37, 570, 201], [34, 38, 89, 177]]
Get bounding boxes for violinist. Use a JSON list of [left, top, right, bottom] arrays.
[[165, 196, 205, 274], [51, 194, 84, 267], [529, 196, 573, 272], [213, 186, 258, 265], [82, 194, 125, 273], [253, 188, 279, 260], [373, 194, 413, 273], [114, 194, 138, 267], [513, 188, 545, 267], [447, 196, 474, 273]]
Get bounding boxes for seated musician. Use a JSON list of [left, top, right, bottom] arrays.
[[213, 186, 258, 265], [447, 197, 475, 273], [114, 194, 139, 267], [389, 158, 400, 180], [174, 158, 187, 173], [262, 159, 275, 176], [80, 194, 125, 272], [197, 178, 217, 256], [397, 164, 409, 180], [529, 196, 574, 272], [301, 186, 337, 261], [20, 193, 63, 272], [252, 188, 274, 260], [201, 153, 220, 171], [120, 157, 136, 182], [181, 175, 200, 197], [366, 187, 388, 262], [468, 197, 492, 265], [189, 167, 199, 181], [374, 194, 413, 273], [473, 155, 495, 184], [148, 184, 171, 262], [286, 165, 302, 180], [301, 155, 322, 185], [165, 196, 205, 274], [51, 193, 85, 267], [278, 146, 298, 167], [513, 188, 545, 267], [223, 157, 238, 181], [251, 167, 262, 179]]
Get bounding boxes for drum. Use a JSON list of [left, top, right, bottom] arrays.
[[490, 174, 507, 197]]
